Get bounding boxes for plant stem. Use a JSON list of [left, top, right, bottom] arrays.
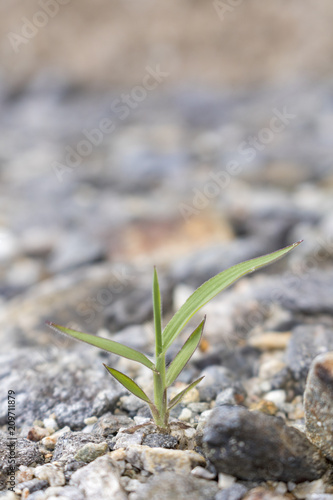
[[153, 354, 168, 428], [152, 268, 168, 428]]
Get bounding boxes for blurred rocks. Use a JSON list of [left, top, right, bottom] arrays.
[[304, 352, 333, 461], [1, 77, 333, 498], [286, 326, 333, 385]]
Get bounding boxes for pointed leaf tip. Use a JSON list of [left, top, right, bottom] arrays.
[[162, 241, 301, 353]]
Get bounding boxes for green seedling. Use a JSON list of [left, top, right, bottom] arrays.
[[47, 241, 301, 429]]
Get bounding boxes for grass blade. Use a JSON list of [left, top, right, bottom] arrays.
[[103, 364, 152, 403], [168, 376, 204, 411], [162, 241, 302, 353], [153, 267, 163, 356], [46, 322, 157, 372], [165, 318, 205, 387]]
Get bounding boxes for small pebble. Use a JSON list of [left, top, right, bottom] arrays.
[[191, 466, 216, 480], [292, 478, 326, 499], [16, 465, 35, 483], [178, 408, 192, 422], [83, 416, 98, 425], [27, 426, 50, 442], [263, 389, 286, 408], [41, 426, 71, 450], [218, 472, 236, 489], [250, 400, 279, 416], [249, 332, 291, 350], [34, 463, 65, 487], [74, 442, 108, 463], [43, 417, 59, 433]]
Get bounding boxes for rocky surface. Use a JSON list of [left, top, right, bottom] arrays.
[[1, 78, 333, 498]]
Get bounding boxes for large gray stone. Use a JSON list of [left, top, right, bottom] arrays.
[[203, 405, 328, 483]]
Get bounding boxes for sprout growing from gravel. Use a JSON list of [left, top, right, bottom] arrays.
[[47, 241, 301, 429]]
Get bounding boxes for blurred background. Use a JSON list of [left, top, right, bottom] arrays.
[[0, 0, 333, 342]]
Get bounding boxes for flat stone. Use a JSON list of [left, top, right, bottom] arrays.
[[125, 445, 205, 474], [74, 441, 108, 463], [203, 405, 329, 483], [92, 413, 134, 437], [130, 471, 219, 500], [70, 455, 127, 500], [34, 463, 66, 487], [52, 431, 106, 463]]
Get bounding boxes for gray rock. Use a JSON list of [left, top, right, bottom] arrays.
[[47, 231, 105, 274], [0, 349, 123, 430], [111, 428, 146, 450], [53, 401, 94, 431], [13, 478, 48, 495], [74, 441, 108, 463], [142, 433, 178, 449], [261, 271, 333, 316], [194, 346, 260, 380], [130, 471, 219, 500], [197, 366, 245, 403], [105, 276, 172, 330], [215, 483, 248, 500], [0, 435, 43, 474], [203, 405, 328, 483], [170, 237, 274, 288], [92, 388, 125, 417], [52, 431, 106, 463], [304, 352, 333, 461], [286, 325, 333, 383], [70, 455, 126, 500], [34, 463, 65, 487], [92, 413, 134, 437]]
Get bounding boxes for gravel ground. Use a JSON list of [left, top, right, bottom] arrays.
[[0, 77, 333, 499]]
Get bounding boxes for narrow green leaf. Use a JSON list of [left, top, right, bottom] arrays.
[[165, 318, 205, 387], [162, 241, 302, 353], [153, 267, 163, 356], [103, 364, 152, 403], [46, 322, 157, 372], [168, 376, 205, 411]]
